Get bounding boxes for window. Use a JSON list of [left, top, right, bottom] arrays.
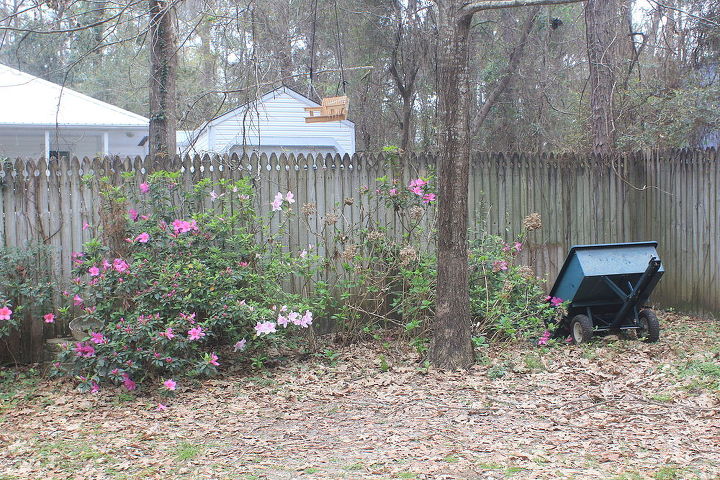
[[49, 150, 71, 159]]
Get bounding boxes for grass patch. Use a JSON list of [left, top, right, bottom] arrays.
[[650, 393, 674, 403], [676, 358, 720, 393], [505, 466, 527, 476], [654, 465, 684, 480], [395, 472, 417, 479], [0, 368, 42, 415], [523, 354, 545, 371], [175, 442, 204, 461]]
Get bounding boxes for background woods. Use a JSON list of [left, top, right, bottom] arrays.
[[0, 0, 718, 153]]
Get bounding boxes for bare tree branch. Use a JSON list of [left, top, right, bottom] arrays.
[[461, 0, 585, 17]]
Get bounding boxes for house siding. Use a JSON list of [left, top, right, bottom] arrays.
[[179, 89, 355, 156], [0, 127, 148, 158]]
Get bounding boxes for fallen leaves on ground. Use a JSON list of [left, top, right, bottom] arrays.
[[1, 312, 718, 479]]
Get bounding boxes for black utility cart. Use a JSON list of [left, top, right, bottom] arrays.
[[549, 242, 664, 344]]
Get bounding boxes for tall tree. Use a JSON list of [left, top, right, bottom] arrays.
[[149, 0, 178, 157], [584, 0, 631, 154], [430, 0, 586, 370]]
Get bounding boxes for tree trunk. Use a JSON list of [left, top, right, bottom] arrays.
[[400, 92, 414, 151], [149, 0, 177, 158], [429, 1, 474, 370], [585, 0, 630, 155]]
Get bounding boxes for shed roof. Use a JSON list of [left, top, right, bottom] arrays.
[[0, 64, 149, 128]]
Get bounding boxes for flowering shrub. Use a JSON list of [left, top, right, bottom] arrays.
[[54, 172, 312, 392], [468, 234, 555, 340], [297, 162, 551, 347], [0, 244, 54, 341]]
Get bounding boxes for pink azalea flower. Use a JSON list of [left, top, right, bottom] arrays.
[[409, 186, 423, 195], [187, 326, 205, 341], [172, 219, 198, 235], [492, 260, 509, 272], [254, 321, 277, 336], [422, 193, 436, 204], [0, 306, 12, 320], [156, 403, 168, 411], [409, 178, 427, 188], [85, 306, 96, 314], [43, 313, 55, 323], [299, 250, 307, 259], [514, 242, 523, 252], [163, 379, 176, 391], [73, 295, 84, 306], [89, 332, 107, 344], [122, 374, 136, 391], [277, 315, 289, 327], [210, 191, 220, 201], [233, 339, 247, 352], [139, 183, 150, 194], [550, 296, 564, 307], [88, 266, 100, 276], [285, 191, 295, 204], [82, 222, 90, 230], [74, 342, 95, 357], [389, 188, 398, 196], [159, 327, 175, 339], [102, 259, 112, 270], [299, 310, 313, 328], [208, 353, 220, 366], [537, 330, 551, 346], [238, 261, 249, 267], [271, 192, 284, 212], [113, 258, 130, 273], [135, 232, 150, 243], [128, 209, 139, 221], [287, 311, 300, 326], [90, 382, 100, 394]]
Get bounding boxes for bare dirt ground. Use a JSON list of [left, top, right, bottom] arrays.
[[1, 312, 719, 480]]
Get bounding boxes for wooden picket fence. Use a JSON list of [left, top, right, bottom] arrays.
[[0, 149, 717, 362]]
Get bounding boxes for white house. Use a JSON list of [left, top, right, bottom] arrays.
[[0, 64, 149, 159], [178, 86, 356, 157]]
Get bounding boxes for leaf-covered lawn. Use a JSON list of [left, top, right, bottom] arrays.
[[1, 312, 719, 479]]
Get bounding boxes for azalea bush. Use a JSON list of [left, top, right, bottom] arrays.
[[468, 232, 555, 340], [0, 244, 54, 340], [296, 164, 552, 347], [54, 171, 313, 393]]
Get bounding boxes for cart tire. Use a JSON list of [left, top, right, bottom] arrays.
[[638, 309, 660, 343], [570, 315, 593, 344]]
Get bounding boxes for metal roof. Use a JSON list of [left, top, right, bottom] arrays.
[[0, 64, 148, 128]]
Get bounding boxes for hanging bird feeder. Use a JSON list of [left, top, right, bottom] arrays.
[[304, 95, 349, 123]]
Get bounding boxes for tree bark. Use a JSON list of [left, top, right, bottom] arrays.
[[430, 1, 474, 370], [149, 0, 177, 158], [429, 0, 586, 370], [585, 0, 631, 154]]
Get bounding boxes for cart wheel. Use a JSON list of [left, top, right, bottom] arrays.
[[570, 315, 593, 344], [637, 309, 660, 343]]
